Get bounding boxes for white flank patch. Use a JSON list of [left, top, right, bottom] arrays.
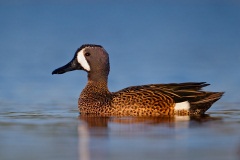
[[174, 101, 190, 111], [77, 49, 90, 71]]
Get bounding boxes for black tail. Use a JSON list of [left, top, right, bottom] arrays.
[[190, 92, 224, 114], [137, 82, 224, 115]]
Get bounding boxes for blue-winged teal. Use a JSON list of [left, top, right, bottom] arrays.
[[52, 44, 224, 116]]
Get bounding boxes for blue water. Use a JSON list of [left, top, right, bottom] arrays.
[[0, 1, 240, 160]]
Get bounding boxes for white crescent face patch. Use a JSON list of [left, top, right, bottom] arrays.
[[77, 49, 90, 71]]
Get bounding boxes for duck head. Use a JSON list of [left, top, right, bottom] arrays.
[[52, 44, 110, 81]]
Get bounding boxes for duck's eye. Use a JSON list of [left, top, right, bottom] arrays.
[[85, 52, 91, 56]]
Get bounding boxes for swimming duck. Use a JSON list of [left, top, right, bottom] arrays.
[[52, 44, 224, 116]]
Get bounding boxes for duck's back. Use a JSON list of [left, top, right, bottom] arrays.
[[110, 82, 224, 116]]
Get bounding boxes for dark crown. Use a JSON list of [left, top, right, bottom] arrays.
[[76, 44, 103, 53]]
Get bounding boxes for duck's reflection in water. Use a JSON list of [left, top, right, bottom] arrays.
[[77, 115, 221, 160], [78, 114, 220, 127], [78, 121, 90, 160]]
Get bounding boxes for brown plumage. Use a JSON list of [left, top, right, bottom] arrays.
[[52, 44, 224, 116]]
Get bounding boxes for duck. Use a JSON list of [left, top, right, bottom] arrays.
[[52, 44, 224, 116]]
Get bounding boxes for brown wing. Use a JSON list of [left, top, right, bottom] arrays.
[[112, 85, 176, 116], [114, 82, 209, 103], [113, 84, 175, 107], [112, 82, 223, 115]]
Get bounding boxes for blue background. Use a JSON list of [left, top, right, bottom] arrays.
[[0, 0, 239, 106]]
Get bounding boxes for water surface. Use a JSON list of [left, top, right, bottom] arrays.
[[0, 103, 240, 160]]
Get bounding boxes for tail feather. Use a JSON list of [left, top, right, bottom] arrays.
[[153, 82, 224, 115], [190, 92, 224, 114]]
